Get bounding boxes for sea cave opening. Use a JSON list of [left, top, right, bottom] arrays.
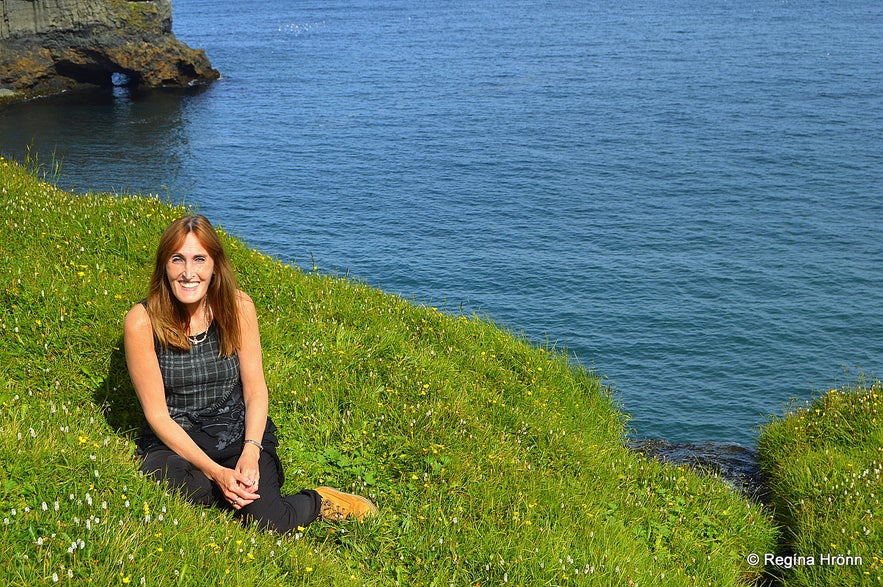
[[111, 72, 133, 87]]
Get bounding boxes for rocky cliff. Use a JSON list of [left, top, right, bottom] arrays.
[[1, 0, 219, 99]]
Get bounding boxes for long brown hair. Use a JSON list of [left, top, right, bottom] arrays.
[[146, 215, 241, 356]]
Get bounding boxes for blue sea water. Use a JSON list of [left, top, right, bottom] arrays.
[[2, 0, 881, 445]]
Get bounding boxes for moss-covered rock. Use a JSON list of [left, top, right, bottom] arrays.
[[0, 0, 218, 99]]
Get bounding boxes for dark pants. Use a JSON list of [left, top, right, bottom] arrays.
[[140, 446, 322, 533]]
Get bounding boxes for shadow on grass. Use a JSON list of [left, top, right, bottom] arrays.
[[92, 337, 143, 441]]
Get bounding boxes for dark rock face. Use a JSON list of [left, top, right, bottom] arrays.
[[1, 0, 219, 99], [630, 438, 770, 502]]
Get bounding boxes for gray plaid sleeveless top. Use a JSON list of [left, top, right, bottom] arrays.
[[137, 319, 248, 457], [135, 301, 283, 459], [156, 322, 243, 428]]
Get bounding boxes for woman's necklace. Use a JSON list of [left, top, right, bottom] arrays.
[[188, 328, 209, 345], [188, 299, 213, 345]]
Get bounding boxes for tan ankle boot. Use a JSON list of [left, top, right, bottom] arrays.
[[315, 487, 378, 521]]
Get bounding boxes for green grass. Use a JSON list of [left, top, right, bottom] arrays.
[[0, 155, 778, 586], [758, 380, 883, 586], [103, 0, 164, 34]]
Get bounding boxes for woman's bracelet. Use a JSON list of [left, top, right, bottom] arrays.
[[244, 438, 264, 452]]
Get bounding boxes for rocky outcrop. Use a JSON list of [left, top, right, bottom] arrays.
[[1, 0, 219, 99]]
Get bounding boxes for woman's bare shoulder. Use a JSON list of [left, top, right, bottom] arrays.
[[124, 302, 151, 332], [236, 289, 255, 307]]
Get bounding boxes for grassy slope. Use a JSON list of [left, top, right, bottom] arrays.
[[758, 382, 883, 586], [0, 157, 775, 586]]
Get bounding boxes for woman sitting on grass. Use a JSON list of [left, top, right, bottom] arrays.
[[124, 214, 377, 532]]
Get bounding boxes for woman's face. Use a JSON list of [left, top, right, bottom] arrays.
[[166, 232, 214, 309]]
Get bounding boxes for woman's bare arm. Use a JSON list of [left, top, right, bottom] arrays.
[[234, 291, 269, 488]]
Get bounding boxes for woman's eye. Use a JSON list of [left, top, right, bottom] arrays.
[[170, 256, 184, 263], [195, 256, 207, 263]]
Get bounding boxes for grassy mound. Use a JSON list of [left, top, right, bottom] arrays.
[[759, 381, 883, 586], [0, 156, 775, 585]]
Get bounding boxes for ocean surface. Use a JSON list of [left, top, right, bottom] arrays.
[[2, 0, 881, 445]]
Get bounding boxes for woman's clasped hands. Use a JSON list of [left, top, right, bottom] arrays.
[[211, 460, 260, 510]]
